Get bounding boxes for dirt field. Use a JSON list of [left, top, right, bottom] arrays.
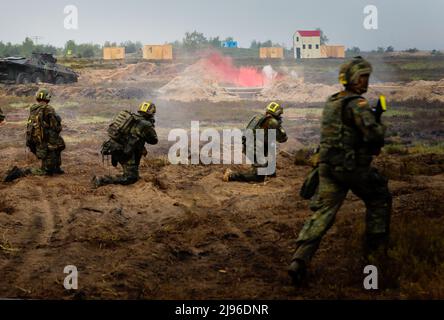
[[0, 58, 443, 299]]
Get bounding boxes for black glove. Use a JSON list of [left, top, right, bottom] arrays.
[[372, 96, 387, 123]]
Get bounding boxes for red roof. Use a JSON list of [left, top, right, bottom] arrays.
[[297, 30, 321, 37]]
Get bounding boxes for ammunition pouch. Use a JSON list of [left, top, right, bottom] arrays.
[[35, 145, 48, 159], [47, 137, 65, 151], [101, 138, 133, 167], [101, 139, 124, 156], [322, 147, 356, 171]]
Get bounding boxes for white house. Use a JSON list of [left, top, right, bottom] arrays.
[[293, 30, 321, 59]]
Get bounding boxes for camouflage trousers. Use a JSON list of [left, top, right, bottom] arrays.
[[25, 148, 63, 175], [96, 156, 140, 187], [30, 144, 63, 175], [228, 164, 276, 183], [292, 163, 392, 264], [32, 149, 63, 175], [3, 150, 62, 182]]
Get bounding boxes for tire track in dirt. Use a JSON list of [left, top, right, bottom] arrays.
[[0, 184, 59, 297]]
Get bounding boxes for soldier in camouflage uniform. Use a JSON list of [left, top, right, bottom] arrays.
[[3, 89, 65, 182], [92, 101, 158, 187], [288, 57, 392, 284], [223, 102, 288, 182]]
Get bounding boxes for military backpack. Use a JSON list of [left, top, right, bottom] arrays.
[[107, 110, 137, 143], [26, 105, 47, 152], [101, 110, 139, 161], [242, 114, 268, 153]]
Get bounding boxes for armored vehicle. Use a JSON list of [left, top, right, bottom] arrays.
[[0, 53, 78, 85]]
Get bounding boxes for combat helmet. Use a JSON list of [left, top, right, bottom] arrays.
[[138, 101, 156, 116], [265, 101, 283, 117], [35, 88, 52, 102], [338, 56, 372, 86]]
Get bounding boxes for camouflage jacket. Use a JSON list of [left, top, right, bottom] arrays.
[[261, 115, 288, 143], [246, 114, 288, 142], [244, 114, 288, 158], [319, 91, 386, 170], [127, 114, 158, 154], [27, 103, 64, 148]]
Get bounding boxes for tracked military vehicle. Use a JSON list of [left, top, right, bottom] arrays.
[[0, 53, 78, 85]]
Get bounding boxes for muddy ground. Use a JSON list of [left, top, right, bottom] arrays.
[[0, 60, 443, 299]]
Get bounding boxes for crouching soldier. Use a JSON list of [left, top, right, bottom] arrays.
[[4, 89, 65, 182], [92, 101, 158, 187], [223, 102, 288, 183]]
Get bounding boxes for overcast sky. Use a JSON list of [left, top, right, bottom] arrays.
[[1, 0, 443, 50]]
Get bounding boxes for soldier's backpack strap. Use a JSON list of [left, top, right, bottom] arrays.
[[339, 95, 363, 171], [27, 105, 46, 145], [341, 95, 362, 126], [246, 114, 267, 130]]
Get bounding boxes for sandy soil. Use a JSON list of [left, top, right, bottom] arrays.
[[0, 60, 443, 299]]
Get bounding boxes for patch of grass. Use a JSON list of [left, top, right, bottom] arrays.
[[77, 116, 111, 124], [53, 101, 81, 110], [285, 108, 323, 119], [397, 99, 444, 110], [143, 155, 170, 169], [63, 135, 101, 145], [8, 102, 30, 109], [383, 144, 409, 155], [0, 230, 19, 254], [384, 142, 444, 155], [400, 61, 444, 71], [409, 142, 444, 155], [385, 213, 444, 298], [3, 120, 27, 126], [385, 109, 413, 118], [343, 189, 444, 298]]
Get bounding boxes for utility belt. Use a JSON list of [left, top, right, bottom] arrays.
[[320, 147, 372, 171], [101, 137, 147, 167]]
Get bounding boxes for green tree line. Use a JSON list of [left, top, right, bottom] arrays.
[[0, 38, 144, 58], [0, 38, 58, 57]]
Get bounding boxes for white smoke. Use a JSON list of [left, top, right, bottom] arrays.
[[262, 65, 277, 86]]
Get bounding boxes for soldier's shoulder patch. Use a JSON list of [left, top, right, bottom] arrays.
[[357, 98, 369, 108]]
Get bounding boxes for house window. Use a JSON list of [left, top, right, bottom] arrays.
[[303, 44, 306, 49], [296, 37, 299, 42], [308, 44, 312, 49], [316, 44, 319, 49]]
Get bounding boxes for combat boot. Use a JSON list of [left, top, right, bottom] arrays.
[[53, 168, 65, 175], [91, 176, 102, 189], [3, 166, 30, 182], [288, 259, 307, 286], [363, 233, 389, 263]]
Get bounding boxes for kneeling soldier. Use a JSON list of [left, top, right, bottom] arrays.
[[223, 102, 288, 183], [93, 101, 158, 187], [4, 89, 65, 182]]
